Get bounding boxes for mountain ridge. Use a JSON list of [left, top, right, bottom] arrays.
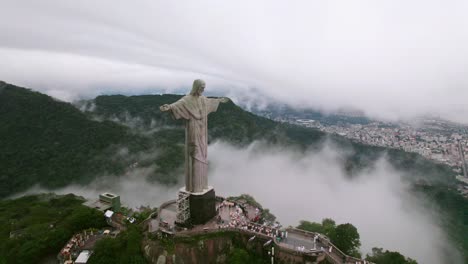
[[0, 81, 457, 199]]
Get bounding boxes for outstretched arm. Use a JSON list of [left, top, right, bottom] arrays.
[[160, 99, 192, 120], [219, 97, 229, 103], [206, 97, 229, 114]]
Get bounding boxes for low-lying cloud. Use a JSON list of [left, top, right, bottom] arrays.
[[11, 167, 178, 209], [1, 1, 468, 123], [11, 141, 463, 263], [209, 141, 462, 263]]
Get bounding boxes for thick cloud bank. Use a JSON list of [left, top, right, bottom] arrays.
[[12, 141, 463, 263], [1, 1, 468, 123], [11, 168, 179, 209], [208, 141, 462, 264]]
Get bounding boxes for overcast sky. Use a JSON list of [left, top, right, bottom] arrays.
[[1, 0, 468, 123]]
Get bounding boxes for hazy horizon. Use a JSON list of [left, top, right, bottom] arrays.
[[1, 1, 468, 124]]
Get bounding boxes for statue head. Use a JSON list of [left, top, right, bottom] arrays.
[[190, 79, 205, 96]]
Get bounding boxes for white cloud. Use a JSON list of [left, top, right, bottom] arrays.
[[209, 141, 463, 264], [13, 141, 463, 263], [1, 0, 468, 122]]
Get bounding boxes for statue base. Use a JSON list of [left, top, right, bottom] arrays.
[[190, 187, 216, 225], [175, 186, 216, 226]]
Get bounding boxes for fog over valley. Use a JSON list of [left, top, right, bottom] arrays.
[[13, 141, 463, 264]]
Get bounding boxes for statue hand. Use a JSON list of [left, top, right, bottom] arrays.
[[160, 104, 170, 112], [219, 97, 229, 103]]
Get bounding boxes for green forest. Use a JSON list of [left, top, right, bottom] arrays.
[[0, 194, 107, 264], [0, 84, 151, 198], [87, 225, 147, 264], [297, 218, 417, 263]]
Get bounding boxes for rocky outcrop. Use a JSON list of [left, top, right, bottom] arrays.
[[143, 234, 235, 264], [142, 230, 324, 264]]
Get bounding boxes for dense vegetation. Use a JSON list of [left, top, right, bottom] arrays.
[[297, 218, 418, 263], [88, 225, 147, 264], [228, 248, 265, 264], [150, 230, 268, 264], [412, 184, 468, 264], [0, 194, 107, 264], [0, 83, 150, 198], [297, 218, 361, 258], [365, 248, 418, 264]]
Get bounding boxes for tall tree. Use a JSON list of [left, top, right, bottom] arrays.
[[329, 223, 361, 258], [366, 247, 418, 264], [297, 220, 324, 234], [321, 218, 336, 237]]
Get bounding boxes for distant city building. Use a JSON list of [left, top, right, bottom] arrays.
[[266, 111, 468, 198]]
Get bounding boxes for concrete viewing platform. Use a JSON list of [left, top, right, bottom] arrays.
[[145, 197, 372, 264]]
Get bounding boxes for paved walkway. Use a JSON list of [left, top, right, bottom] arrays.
[[280, 232, 324, 251]]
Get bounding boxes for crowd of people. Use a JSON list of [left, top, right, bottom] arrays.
[[216, 200, 287, 241], [217, 202, 248, 228], [58, 229, 102, 263]]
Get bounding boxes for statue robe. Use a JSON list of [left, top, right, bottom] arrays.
[[168, 95, 220, 193]]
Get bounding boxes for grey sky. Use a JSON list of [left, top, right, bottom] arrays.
[[1, 0, 468, 122]]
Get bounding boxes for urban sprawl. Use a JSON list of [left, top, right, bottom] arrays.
[[270, 115, 468, 198]]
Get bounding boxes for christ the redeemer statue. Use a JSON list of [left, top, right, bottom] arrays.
[[160, 79, 228, 193]]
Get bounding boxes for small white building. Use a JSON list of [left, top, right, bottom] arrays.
[[104, 210, 114, 218], [75, 250, 91, 264]]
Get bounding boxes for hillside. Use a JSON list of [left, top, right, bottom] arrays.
[[248, 102, 373, 125], [0, 82, 151, 198], [0, 82, 458, 196], [0, 194, 107, 263], [79, 94, 457, 186]]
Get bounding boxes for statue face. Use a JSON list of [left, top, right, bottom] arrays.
[[198, 82, 205, 95], [190, 79, 206, 96]]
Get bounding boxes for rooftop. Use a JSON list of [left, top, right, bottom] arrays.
[[75, 250, 91, 263], [83, 200, 112, 212], [102, 192, 117, 198]]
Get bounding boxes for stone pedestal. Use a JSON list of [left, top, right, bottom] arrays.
[[175, 186, 216, 226], [189, 187, 216, 225]]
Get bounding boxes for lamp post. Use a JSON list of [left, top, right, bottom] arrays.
[[267, 246, 274, 264], [265, 240, 274, 264]]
